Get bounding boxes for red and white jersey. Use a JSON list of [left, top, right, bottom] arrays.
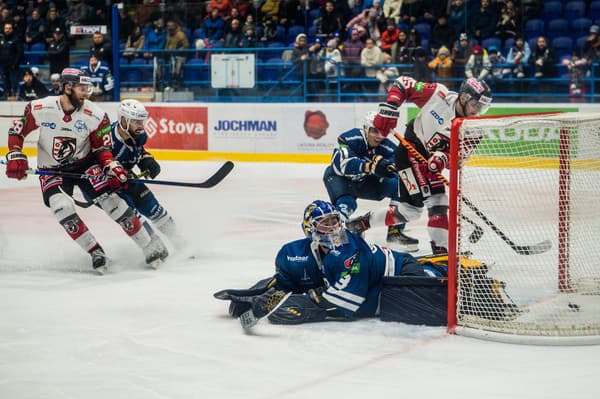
[[8, 96, 113, 169], [387, 76, 458, 152]]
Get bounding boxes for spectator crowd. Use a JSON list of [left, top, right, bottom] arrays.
[[0, 0, 599, 100]]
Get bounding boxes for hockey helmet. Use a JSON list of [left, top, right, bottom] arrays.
[[302, 200, 348, 249], [60, 68, 92, 90], [458, 77, 492, 115], [118, 99, 149, 136], [362, 110, 382, 137]]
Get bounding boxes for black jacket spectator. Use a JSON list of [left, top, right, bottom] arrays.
[[45, 7, 66, 44], [25, 8, 47, 49], [90, 31, 113, 66], [223, 19, 244, 48], [468, 0, 497, 42], [47, 27, 70, 74], [530, 36, 558, 78], [18, 69, 49, 101], [0, 22, 23, 97], [317, 2, 343, 39], [429, 14, 456, 55]]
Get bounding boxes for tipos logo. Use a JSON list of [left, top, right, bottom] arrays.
[[144, 116, 205, 138]]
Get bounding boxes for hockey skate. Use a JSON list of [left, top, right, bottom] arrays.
[[346, 212, 371, 235], [238, 288, 292, 329], [386, 225, 419, 252], [143, 235, 169, 269], [90, 246, 108, 275], [430, 242, 448, 255]]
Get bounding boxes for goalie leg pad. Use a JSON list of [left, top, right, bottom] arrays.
[[380, 276, 448, 326], [459, 267, 521, 321]]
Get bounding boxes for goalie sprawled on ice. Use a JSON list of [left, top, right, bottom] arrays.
[[214, 200, 519, 329]]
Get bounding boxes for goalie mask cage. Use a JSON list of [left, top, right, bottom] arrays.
[[447, 112, 600, 345]]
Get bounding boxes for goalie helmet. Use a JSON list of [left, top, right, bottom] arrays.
[[302, 200, 348, 249], [118, 99, 149, 136], [458, 77, 492, 115]]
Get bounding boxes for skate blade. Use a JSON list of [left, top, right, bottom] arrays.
[[94, 265, 108, 275], [147, 259, 163, 270]]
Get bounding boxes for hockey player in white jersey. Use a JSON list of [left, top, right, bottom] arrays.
[[4, 68, 168, 274], [348, 76, 493, 254]]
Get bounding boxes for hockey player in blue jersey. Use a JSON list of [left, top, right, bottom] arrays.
[[323, 111, 419, 252], [109, 99, 181, 249], [215, 200, 450, 328], [81, 52, 114, 101]]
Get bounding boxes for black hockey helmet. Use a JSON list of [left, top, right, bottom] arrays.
[[60, 68, 92, 90], [459, 77, 492, 115]]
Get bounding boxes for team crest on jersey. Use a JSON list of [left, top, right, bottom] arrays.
[[343, 252, 361, 274], [53, 137, 76, 162], [74, 120, 88, 133], [11, 118, 24, 134]]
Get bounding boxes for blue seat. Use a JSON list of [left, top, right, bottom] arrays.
[[130, 58, 151, 82], [591, 1, 600, 21], [546, 19, 569, 40], [308, 8, 320, 27], [123, 69, 142, 84], [552, 36, 574, 58], [481, 37, 501, 52], [576, 35, 588, 50], [503, 37, 515, 52], [524, 19, 544, 40], [25, 42, 46, 65], [571, 18, 593, 39], [193, 28, 203, 39], [565, 1, 587, 22], [259, 58, 283, 81], [528, 37, 538, 51], [307, 25, 317, 42], [266, 41, 287, 59], [542, 1, 563, 21], [183, 58, 208, 82], [413, 22, 431, 40], [286, 25, 305, 46]]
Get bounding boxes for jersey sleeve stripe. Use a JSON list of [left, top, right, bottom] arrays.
[[325, 286, 365, 305], [322, 292, 360, 312]]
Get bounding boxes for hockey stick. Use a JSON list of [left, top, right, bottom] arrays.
[[393, 131, 551, 256], [1, 160, 234, 188]]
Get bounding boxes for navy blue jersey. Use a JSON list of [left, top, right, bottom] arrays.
[[273, 237, 324, 294], [330, 128, 397, 181], [81, 62, 114, 98], [320, 231, 424, 318], [110, 121, 148, 172]]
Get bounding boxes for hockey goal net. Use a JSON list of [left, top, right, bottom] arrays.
[[447, 112, 600, 345]]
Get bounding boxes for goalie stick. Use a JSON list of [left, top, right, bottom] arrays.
[[394, 132, 551, 256], [1, 160, 234, 189]]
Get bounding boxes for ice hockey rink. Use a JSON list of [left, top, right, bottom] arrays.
[[1, 160, 598, 399]]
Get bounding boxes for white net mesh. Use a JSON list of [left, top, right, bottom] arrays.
[[452, 112, 600, 341]]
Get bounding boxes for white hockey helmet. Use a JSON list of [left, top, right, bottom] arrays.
[[362, 111, 377, 136], [118, 99, 148, 135]]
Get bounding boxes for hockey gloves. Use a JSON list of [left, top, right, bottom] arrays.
[[138, 152, 161, 179], [427, 151, 448, 173], [103, 160, 128, 189], [366, 155, 397, 178], [5, 150, 28, 180], [373, 103, 399, 136]]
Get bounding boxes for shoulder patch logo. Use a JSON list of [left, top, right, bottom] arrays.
[[415, 82, 425, 92]]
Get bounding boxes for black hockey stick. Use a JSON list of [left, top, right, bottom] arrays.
[[394, 132, 551, 256], [461, 214, 484, 244], [2, 160, 234, 188]]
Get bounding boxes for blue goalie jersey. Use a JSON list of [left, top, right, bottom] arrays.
[[273, 237, 324, 294], [320, 232, 423, 318]]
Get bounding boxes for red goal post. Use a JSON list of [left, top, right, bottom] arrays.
[[447, 112, 600, 345]]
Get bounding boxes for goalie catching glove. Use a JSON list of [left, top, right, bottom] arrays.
[[373, 103, 399, 136], [5, 150, 28, 180], [427, 151, 448, 173], [138, 152, 161, 179], [365, 155, 397, 178], [103, 160, 128, 189]]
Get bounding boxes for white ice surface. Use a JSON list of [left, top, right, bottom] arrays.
[[0, 161, 598, 399]]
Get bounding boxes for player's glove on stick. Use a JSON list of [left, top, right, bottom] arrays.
[[138, 152, 161, 179], [103, 160, 128, 189], [5, 150, 28, 180], [373, 103, 399, 136], [427, 151, 448, 173], [366, 155, 397, 178]]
